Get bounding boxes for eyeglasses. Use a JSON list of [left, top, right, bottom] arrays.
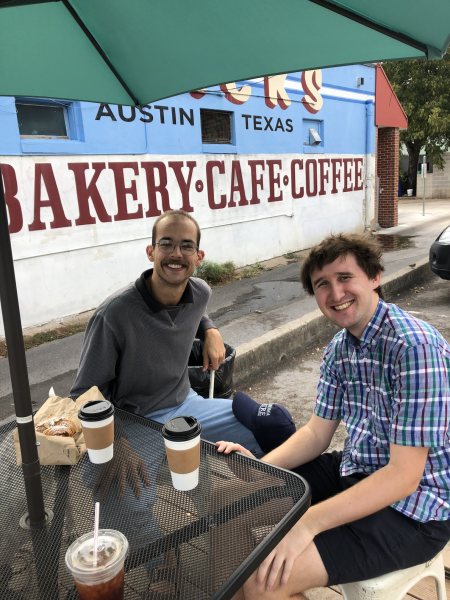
[[154, 241, 199, 256]]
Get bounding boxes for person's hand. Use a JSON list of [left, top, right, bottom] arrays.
[[256, 519, 315, 590], [215, 441, 255, 458], [93, 438, 151, 500], [202, 328, 226, 371]]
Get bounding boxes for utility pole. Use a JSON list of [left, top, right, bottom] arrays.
[[422, 154, 427, 216]]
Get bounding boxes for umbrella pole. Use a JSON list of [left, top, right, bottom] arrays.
[[0, 165, 47, 528]]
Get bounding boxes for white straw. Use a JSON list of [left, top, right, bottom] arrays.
[[93, 502, 100, 568], [209, 370, 215, 399]]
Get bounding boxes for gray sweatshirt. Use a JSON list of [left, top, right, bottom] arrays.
[[70, 269, 214, 417]]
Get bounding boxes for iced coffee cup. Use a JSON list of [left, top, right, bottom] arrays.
[[162, 415, 202, 491], [79, 400, 115, 464], [65, 529, 128, 600]]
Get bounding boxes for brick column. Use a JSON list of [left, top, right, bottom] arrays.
[[376, 127, 399, 228]]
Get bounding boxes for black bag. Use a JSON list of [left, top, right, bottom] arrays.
[[188, 340, 236, 399]]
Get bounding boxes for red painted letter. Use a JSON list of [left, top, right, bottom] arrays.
[[267, 160, 283, 202], [343, 159, 354, 192], [69, 163, 111, 226], [29, 164, 71, 231], [264, 75, 291, 110], [220, 83, 251, 105], [318, 159, 330, 196], [331, 159, 342, 194], [141, 162, 171, 217], [169, 161, 196, 213], [228, 161, 248, 207], [109, 162, 143, 221], [354, 158, 364, 191], [305, 159, 317, 197], [1, 164, 23, 234], [248, 160, 265, 205], [291, 159, 304, 199], [206, 161, 226, 210]]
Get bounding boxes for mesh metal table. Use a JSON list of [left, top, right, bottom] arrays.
[[0, 408, 310, 600]]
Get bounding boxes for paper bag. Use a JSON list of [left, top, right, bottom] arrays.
[[13, 387, 105, 466]]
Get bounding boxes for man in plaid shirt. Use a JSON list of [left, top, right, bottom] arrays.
[[218, 233, 450, 600]]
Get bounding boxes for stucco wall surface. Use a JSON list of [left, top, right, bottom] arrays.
[[0, 151, 372, 335]]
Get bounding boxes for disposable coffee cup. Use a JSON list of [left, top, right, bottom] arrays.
[[65, 529, 128, 600], [79, 400, 115, 464], [162, 415, 202, 491]]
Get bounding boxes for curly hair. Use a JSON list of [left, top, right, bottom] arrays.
[[300, 233, 385, 298]]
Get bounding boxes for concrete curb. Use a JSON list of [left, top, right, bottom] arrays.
[[233, 257, 430, 386]]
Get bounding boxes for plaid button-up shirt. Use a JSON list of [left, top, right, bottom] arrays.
[[315, 299, 450, 522]]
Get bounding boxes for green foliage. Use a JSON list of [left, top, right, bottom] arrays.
[[0, 323, 87, 358], [384, 51, 450, 188], [241, 263, 265, 278], [195, 260, 236, 285], [399, 167, 409, 194]]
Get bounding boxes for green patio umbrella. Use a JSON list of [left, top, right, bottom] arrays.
[[1, 0, 450, 528], [0, 0, 449, 107]]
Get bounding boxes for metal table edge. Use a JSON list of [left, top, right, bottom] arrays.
[[204, 449, 312, 600]]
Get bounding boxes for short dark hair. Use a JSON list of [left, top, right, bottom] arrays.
[[152, 210, 201, 246], [300, 233, 385, 298]]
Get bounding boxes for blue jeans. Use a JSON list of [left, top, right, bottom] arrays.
[[147, 388, 263, 458]]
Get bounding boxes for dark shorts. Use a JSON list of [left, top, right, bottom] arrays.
[[292, 452, 450, 585]]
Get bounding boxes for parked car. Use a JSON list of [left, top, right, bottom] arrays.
[[430, 225, 450, 280]]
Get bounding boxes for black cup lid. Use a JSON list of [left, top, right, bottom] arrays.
[[78, 400, 114, 422], [161, 415, 202, 442]]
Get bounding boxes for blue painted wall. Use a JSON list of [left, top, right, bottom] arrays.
[[0, 64, 375, 157]]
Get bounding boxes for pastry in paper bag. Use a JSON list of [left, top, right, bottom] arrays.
[[13, 387, 105, 466]]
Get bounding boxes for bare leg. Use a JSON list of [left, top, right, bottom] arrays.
[[233, 541, 328, 600]]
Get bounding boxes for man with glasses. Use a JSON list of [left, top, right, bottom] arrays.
[[71, 209, 262, 467]]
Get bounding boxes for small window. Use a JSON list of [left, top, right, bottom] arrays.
[[200, 109, 232, 144], [16, 101, 68, 139]]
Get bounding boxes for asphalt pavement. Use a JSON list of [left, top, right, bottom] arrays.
[[1, 197, 449, 423]]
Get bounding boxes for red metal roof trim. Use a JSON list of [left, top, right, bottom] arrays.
[[375, 63, 408, 130]]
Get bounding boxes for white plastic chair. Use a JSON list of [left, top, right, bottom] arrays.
[[338, 551, 446, 600]]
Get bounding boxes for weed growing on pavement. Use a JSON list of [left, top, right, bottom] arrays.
[[195, 260, 236, 285], [242, 263, 265, 278], [283, 252, 297, 260], [0, 323, 87, 358]]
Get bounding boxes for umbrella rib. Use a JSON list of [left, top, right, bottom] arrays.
[[61, 0, 140, 106], [0, 0, 57, 7], [307, 0, 429, 56]]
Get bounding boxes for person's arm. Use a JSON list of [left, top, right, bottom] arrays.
[[202, 327, 225, 371], [196, 313, 226, 372], [216, 414, 340, 465], [257, 443, 428, 590], [71, 311, 151, 499], [264, 414, 340, 469], [217, 342, 342, 460], [195, 314, 214, 341], [70, 311, 120, 399], [261, 345, 342, 468]]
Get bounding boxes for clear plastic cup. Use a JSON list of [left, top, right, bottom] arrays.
[[65, 529, 128, 600]]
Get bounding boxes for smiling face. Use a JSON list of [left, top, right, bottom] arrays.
[[311, 253, 382, 339], [147, 216, 204, 291]]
